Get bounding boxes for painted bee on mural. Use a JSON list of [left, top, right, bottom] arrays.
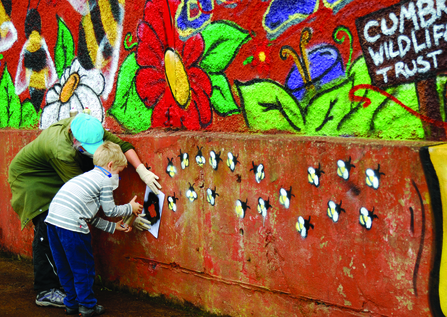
[[250, 161, 265, 183], [167, 193, 179, 212], [166, 157, 177, 178], [337, 157, 355, 180], [206, 187, 219, 206], [178, 149, 189, 170], [295, 216, 314, 238], [235, 199, 250, 219], [308, 164, 324, 187], [359, 207, 378, 230], [279, 186, 294, 209], [209, 151, 223, 171], [195, 146, 206, 167], [226, 152, 239, 172], [0, 0, 17, 52], [73, 0, 124, 100], [186, 183, 198, 202], [257, 197, 272, 226], [365, 164, 385, 190], [15, 5, 57, 112], [327, 200, 345, 223]]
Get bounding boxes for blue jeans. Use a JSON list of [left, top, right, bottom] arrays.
[[47, 223, 97, 309]]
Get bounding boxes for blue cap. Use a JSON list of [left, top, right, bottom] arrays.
[[71, 113, 104, 155]]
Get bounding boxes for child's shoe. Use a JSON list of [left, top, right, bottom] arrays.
[[65, 306, 78, 315], [78, 305, 105, 317]]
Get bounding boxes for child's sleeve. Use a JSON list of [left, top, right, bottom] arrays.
[[99, 179, 133, 218], [90, 217, 116, 233]]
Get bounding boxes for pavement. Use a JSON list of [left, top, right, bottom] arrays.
[[0, 251, 220, 317]]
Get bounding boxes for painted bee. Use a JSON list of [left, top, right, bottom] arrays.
[[257, 197, 272, 226], [295, 216, 314, 238], [178, 149, 189, 170], [167, 193, 179, 212], [279, 186, 294, 209], [235, 199, 250, 219], [206, 187, 219, 206], [209, 150, 223, 171], [250, 161, 265, 183], [195, 146, 206, 167], [337, 157, 355, 180], [226, 152, 239, 172], [327, 200, 345, 223], [365, 164, 385, 190], [74, 0, 124, 100], [359, 207, 378, 230], [308, 164, 324, 187], [15, 6, 57, 112], [166, 157, 177, 178], [186, 183, 198, 202], [0, 0, 17, 52]]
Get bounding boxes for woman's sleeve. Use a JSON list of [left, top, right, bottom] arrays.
[[103, 130, 135, 153]]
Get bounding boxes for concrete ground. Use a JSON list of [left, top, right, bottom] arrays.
[[0, 252, 220, 317]]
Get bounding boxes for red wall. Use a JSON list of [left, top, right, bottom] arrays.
[[0, 129, 441, 316]]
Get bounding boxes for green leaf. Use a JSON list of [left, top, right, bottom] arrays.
[[209, 73, 239, 116], [236, 79, 304, 132], [54, 16, 75, 78], [0, 64, 21, 128], [200, 21, 250, 73], [20, 100, 40, 128], [108, 52, 152, 133]]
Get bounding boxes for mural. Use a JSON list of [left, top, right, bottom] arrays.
[[0, 0, 444, 141]]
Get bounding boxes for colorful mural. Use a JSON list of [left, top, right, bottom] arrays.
[[0, 0, 444, 140]]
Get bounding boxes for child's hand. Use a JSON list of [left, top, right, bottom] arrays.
[[129, 195, 143, 217], [116, 220, 132, 233]]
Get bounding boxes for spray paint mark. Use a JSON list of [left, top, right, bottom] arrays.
[[411, 179, 425, 297]]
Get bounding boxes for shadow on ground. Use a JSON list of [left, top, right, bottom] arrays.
[[0, 252, 223, 316]]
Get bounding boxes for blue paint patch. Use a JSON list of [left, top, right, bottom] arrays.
[[285, 45, 344, 100]]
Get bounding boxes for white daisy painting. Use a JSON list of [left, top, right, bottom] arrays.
[[39, 58, 105, 129]]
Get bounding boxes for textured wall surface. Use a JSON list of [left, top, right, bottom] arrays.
[[0, 0, 446, 140], [1, 129, 444, 316], [2, 0, 447, 316]]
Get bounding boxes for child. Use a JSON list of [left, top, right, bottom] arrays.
[[45, 141, 143, 317]]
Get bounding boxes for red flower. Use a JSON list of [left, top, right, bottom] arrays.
[[135, 0, 212, 130], [251, 39, 272, 74]]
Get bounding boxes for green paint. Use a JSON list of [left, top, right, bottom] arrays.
[[243, 56, 254, 65], [209, 73, 240, 116], [20, 100, 40, 128], [240, 57, 431, 140], [200, 21, 250, 73], [0, 65, 22, 128], [54, 16, 75, 78], [124, 33, 138, 51], [333, 26, 353, 71], [108, 52, 153, 133], [236, 79, 304, 132]]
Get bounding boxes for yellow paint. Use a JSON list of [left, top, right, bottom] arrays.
[[60, 73, 80, 103], [258, 51, 266, 62], [164, 49, 190, 107], [428, 144, 447, 315], [26, 31, 41, 53], [81, 14, 99, 65], [98, 0, 118, 46], [0, 1, 9, 24], [28, 68, 48, 90]]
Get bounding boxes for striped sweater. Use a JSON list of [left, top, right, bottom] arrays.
[[45, 168, 132, 234]]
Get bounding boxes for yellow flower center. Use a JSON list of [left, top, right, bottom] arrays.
[[60, 73, 80, 103], [258, 51, 266, 62], [164, 49, 190, 107]]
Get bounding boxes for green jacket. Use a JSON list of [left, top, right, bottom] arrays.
[[7, 117, 135, 230]]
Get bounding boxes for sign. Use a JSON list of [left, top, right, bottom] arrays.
[[356, 0, 447, 88]]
